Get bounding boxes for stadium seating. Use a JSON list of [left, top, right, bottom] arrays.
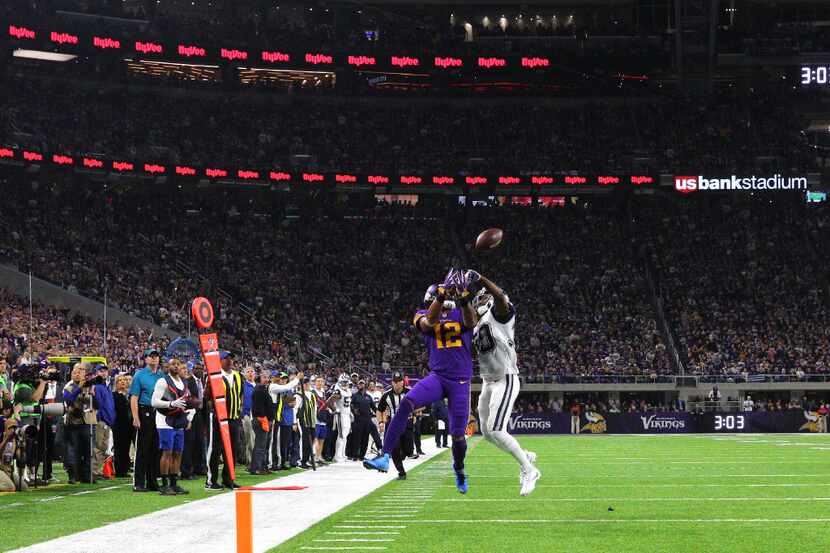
[[0, 77, 814, 176], [3, 176, 826, 382]]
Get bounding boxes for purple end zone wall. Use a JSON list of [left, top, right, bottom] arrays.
[[500, 411, 822, 434]]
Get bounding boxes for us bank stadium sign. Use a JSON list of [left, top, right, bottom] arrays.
[[668, 173, 817, 193]]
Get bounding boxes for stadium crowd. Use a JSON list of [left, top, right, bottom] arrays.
[[2, 176, 828, 382], [639, 199, 830, 381], [0, 77, 814, 176]]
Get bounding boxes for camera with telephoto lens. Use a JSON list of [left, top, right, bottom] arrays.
[[82, 374, 105, 388], [20, 403, 65, 417]]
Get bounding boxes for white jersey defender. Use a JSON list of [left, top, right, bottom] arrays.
[[331, 374, 353, 463], [471, 283, 540, 496], [474, 298, 520, 434]]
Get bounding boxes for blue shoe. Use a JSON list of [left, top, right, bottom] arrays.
[[363, 454, 390, 473], [455, 471, 468, 494]]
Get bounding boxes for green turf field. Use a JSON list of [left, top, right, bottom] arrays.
[[273, 435, 830, 553], [0, 468, 297, 552]]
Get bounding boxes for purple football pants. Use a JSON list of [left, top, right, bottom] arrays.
[[382, 372, 470, 457]]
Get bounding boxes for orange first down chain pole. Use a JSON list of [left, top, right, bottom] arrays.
[[192, 297, 236, 482]]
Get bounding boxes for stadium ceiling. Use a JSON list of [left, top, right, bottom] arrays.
[[359, 0, 639, 4]]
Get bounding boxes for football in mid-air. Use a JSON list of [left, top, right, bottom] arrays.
[[475, 228, 503, 250]]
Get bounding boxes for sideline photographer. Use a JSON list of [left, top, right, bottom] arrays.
[[0, 398, 25, 491], [12, 363, 59, 484], [62, 364, 99, 484]]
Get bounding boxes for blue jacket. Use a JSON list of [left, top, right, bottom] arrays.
[[63, 382, 83, 406], [94, 384, 116, 427], [280, 399, 294, 426], [242, 380, 255, 417]]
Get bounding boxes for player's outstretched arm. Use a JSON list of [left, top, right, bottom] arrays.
[[460, 300, 476, 328], [469, 272, 511, 318]]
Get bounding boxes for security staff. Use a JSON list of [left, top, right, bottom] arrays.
[[351, 380, 377, 461], [205, 351, 242, 490], [268, 370, 302, 470], [295, 378, 317, 470], [377, 372, 413, 480], [129, 349, 163, 492]]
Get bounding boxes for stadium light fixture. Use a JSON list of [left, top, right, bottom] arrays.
[[13, 49, 77, 62]]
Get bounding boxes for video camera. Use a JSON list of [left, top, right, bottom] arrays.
[[12, 364, 59, 386]]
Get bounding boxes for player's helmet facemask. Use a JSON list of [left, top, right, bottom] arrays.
[[423, 284, 456, 310], [337, 373, 351, 388], [474, 289, 494, 317]]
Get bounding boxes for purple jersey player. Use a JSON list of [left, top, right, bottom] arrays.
[[364, 269, 476, 494]]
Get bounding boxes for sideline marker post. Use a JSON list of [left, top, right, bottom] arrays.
[[236, 489, 253, 553]]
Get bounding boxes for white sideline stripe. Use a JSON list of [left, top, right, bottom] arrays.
[[38, 496, 63, 502], [99, 486, 122, 491], [312, 538, 395, 543], [11, 443, 444, 553], [0, 502, 24, 510], [432, 497, 830, 502], [71, 490, 96, 496], [392, 518, 830, 524]]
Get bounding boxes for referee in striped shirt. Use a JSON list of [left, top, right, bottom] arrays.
[[377, 372, 413, 480], [205, 351, 242, 490]]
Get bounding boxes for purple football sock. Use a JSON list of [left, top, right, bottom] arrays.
[[382, 398, 414, 456], [452, 437, 467, 472]]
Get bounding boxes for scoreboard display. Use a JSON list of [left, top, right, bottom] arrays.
[[712, 414, 747, 431], [696, 411, 808, 433], [696, 413, 751, 432], [801, 65, 830, 85]]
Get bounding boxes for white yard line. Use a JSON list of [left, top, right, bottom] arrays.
[[325, 532, 401, 535], [511, 483, 830, 488], [312, 538, 395, 543], [468, 473, 830, 478], [332, 525, 408, 529], [300, 547, 388, 551], [383, 518, 830, 524], [12, 443, 444, 553], [431, 497, 830, 502]]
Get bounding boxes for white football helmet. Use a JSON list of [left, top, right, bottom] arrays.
[[474, 288, 494, 316], [337, 373, 350, 388]]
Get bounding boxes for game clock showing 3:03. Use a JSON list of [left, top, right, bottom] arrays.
[[801, 65, 830, 85], [698, 413, 749, 432]]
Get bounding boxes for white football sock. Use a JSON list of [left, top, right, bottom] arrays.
[[488, 430, 533, 473]]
